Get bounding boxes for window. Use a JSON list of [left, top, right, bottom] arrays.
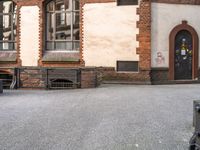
[[117, 61, 139, 72], [117, 0, 138, 5], [45, 0, 80, 51], [0, 1, 16, 51]]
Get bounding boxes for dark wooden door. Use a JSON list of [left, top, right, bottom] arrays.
[[175, 30, 193, 80]]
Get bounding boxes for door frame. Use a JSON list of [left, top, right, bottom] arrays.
[[169, 21, 199, 80]]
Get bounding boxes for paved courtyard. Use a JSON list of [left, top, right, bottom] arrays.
[[0, 84, 200, 150]]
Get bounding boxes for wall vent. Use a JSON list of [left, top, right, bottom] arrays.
[[117, 0, 138, 5], [117, 61, 139, 72]]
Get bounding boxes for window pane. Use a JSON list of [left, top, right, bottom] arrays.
[[0, 1, 16, 51], [73, 0, 79, 11], [73, 12, 79, 40], [73, 41, 79, 51], [47, 13, 54, 40], [0, 1, 13, 13], [0, 15, 12, 41], [46, 41, 54, 50], [13, 3, 16, 13], [13, 13, 17, 41], [55, 0, 70, 11], [45, 0, 79, 51], [47, 1, 54, 12], [55, 41, 72, 50], [64, 0, 70, 11], [0, 42, 15, 50], [55, 12, 71, 40]]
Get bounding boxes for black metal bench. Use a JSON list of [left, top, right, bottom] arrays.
[[0, 80, 3, 94], [189, 100, 200, 150]]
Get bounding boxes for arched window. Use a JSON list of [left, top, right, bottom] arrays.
[[0, 1, 16, 51], [45, 0, 80, 51]]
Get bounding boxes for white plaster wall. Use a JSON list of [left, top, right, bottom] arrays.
[[20, 6, 39, 66], [151, 3, 200, 68], [83, 2, 139, 68]]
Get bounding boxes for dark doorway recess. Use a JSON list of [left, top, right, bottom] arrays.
[[169, 21, 199, 80], [174, 30, 192, 80]]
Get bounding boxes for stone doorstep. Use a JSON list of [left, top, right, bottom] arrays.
[[152, 80, 200, 85], [103, 80, 151, 85]]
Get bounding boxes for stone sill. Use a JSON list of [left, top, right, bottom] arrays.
[[42, 59, 80, 62], [0, 51, 17, 62], [116, 71, 139, 74], [42, 52, 80, 62]]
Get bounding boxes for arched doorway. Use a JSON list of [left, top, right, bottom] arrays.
[[169, 21, 199, 80]]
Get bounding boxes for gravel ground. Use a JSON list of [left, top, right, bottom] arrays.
[[0, 84, 200, 150]]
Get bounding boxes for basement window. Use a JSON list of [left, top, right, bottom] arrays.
[[50, 79, 76, 89], [117, 61, 139, 72], [117, 0, 138, 5]]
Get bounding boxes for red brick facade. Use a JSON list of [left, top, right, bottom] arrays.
[[137, 0, 151, 78], [1, 0, 200, 87], [0, 0, 152, 86]]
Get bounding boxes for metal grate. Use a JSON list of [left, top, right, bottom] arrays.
[[47, 69, 80, 89], [0, 72, 13, 89], [49, 79, 78, 89]]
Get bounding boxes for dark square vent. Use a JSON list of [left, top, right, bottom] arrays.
[[117, 61, 139, 72], [117, 0, 138, 5]]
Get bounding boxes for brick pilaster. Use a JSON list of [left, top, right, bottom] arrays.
[[137, 0, 151, 72]]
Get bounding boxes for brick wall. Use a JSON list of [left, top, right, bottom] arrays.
[[136, 0, 152, 82], [151, 68, 169, 83], [1, 0, 152, 85], [137, 0, 151, 71], [152, 0, 200, 5], [97, 67, 151, 84], [81, 68, 98, 88], [19, 69, 45, 88]]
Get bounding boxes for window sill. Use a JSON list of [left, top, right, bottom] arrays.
[[42, 51, 80, 62], [0, 51, 17, 62], [116, 71, 139, 74], [45, 50, 80, 53]]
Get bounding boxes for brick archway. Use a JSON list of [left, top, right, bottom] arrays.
[[169, 21, 199, 80]]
